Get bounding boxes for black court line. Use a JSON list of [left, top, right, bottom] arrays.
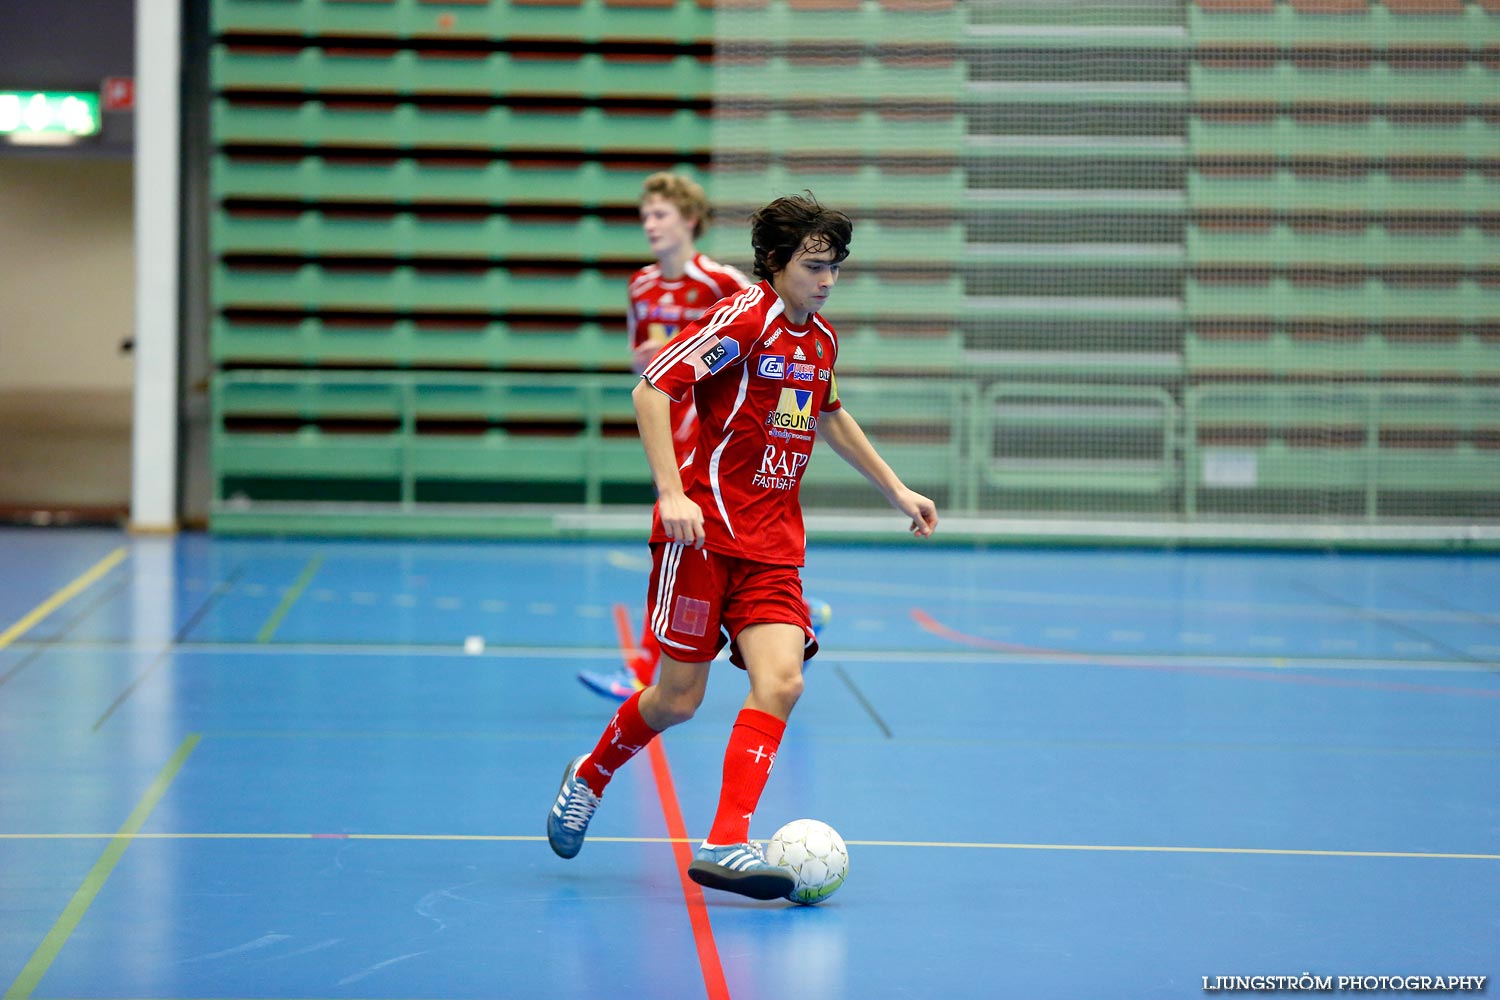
[[1388, 581, 1500, 637], [91, 566, 248, 733], [0, 575, 131, 690], [834, 663, 894, 740], [1290, 579, 1489, 667]]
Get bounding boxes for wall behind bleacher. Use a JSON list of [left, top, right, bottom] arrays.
[[0, 0, 136, 518], [0, 158, 135, 514]]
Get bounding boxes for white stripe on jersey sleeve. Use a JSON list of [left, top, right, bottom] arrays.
[[642, 284, 763, 383], [694, 283, 762, 341], [643, 326, 714, 381], [643, 328, 715, 384]]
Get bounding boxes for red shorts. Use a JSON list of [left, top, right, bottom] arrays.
[[645, 542, 819, 667]]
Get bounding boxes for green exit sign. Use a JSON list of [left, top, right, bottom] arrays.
[[0, 91, 101, 140]]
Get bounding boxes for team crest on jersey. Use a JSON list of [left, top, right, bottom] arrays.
[[791, 362, 816, 382], [757, 355, 786, 379], [766, 387, 817, 432], [816, 339, 824, 358]]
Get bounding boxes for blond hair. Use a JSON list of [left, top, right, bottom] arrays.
[[640, 172, 711, 239]]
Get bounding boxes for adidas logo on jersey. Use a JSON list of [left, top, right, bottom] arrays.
[[794, 346, 806, 360]]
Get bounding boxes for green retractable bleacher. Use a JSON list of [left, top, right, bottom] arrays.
[[210, 0, 712, 531], [208, 0, 1500, 540], [1180, 0, 1500, 527]]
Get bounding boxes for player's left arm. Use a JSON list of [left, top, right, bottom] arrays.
[[818, 406, 938, 538]]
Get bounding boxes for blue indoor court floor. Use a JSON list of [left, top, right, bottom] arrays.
[[1, 527, 1497, 999]]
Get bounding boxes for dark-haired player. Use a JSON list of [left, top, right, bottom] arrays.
[[578, 174, 830, 703], [550, 193, 937, 900]]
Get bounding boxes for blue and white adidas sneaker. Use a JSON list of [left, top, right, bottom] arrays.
[[547, 754, 601, 860], [687, 841, 795, 901], [576, 668, 645, 703]]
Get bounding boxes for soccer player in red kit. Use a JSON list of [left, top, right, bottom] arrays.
[[550, 193, 938, 900], [577, 173, 830, 703]]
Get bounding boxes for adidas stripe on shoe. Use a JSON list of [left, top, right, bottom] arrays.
[[687, 841, 795, 901], [547, 754, 601, 859]]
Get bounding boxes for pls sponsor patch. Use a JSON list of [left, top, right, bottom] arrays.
[[693, 336, 741, 377]]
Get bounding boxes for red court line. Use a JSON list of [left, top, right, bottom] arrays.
[[647, 740, 730, 1000], [909, 607, 1056, 655], [910, 607, 1500, 700], [613, 602, 641, 671], [615, 602, 730, 1000]]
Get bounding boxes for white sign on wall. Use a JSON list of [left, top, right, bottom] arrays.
[[1202, 449, 1259, 489]]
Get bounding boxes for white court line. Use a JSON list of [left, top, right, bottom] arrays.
[[1, 832, 1495, 862], [3, 638, 1497, 673], [813, 577, 1500, 626], [187, 568, 1500, 626]]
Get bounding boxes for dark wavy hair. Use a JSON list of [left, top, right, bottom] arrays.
[[749, 193, 853, 282]]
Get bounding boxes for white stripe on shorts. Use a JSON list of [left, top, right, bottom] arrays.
[[652, 542, 695, 651]]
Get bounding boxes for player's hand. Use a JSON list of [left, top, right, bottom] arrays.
[[658, 490, 706, 549], [891, 488, 938, 538]]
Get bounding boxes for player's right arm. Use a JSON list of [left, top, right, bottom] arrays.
[[632, 378, 705, 548]]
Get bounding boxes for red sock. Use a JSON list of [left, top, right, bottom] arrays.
[[631, 625, 661, 686], [706, 709, 787, 845], [579, 690, 659, 796]]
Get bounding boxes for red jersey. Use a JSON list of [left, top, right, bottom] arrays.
[[641, 280, 843, 566], [627, 254, 749, 350], [628, 254, 749, 452]]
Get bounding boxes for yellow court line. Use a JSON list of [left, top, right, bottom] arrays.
[[0, 547, 127, 652], [1, 831, 1496, 861], [256, 555, 323, 643], [5, 734, 201, 1000]]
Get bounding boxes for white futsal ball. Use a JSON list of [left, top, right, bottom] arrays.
[[767, 818, 849, 905]]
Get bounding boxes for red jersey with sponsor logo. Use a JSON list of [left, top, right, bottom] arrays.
[[641, 280, 842, 566], [628, 254, 749, 350], [629, 254, 749, 451]]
